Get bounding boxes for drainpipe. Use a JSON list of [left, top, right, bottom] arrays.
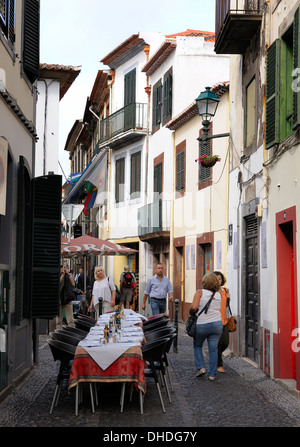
[[143, 45, 151, 202], [143, 45, 151, 314], [170, 131, 175, 318]]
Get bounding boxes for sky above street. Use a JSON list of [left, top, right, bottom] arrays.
[[40, 0, 216, 180]]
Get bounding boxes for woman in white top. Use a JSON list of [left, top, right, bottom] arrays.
[[88, 266, 116, 316], [189, 273, 223, 381]]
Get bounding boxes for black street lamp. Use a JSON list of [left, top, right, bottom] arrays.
[[195, 86, 220, 120], [195, 86, 229, 143], [195, 86, 219, 143]]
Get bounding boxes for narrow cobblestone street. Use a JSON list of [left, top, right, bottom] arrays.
[[1, 323, 300, 433]]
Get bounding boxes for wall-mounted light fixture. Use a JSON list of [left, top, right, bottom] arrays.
[[195, 86, 230, 144]]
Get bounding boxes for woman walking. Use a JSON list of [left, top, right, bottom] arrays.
[[189, 272, 223, 381]]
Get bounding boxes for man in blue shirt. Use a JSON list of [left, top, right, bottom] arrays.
[[142, 263, 173, 315]]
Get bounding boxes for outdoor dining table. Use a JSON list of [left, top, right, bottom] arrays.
[[68, 310, 147, 414]]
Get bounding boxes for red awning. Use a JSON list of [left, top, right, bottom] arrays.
[[61, 235, 138, 258]]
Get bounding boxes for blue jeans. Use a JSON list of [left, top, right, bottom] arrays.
[[193, 321, 223, 377], [150, 298, 166, 316]]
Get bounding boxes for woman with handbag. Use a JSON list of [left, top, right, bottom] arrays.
[[214, 271, 230, 373], [57, 265, 76, 329], [189, 273, 223, 381], [88, 266, 116, 316]]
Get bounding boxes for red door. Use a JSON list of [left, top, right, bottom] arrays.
[[275, 207, 298, 384]]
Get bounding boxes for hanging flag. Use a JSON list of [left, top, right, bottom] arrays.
[[94, 154, 108, 208], [68, 172, 82, 186], [82, 154, 108, 213]]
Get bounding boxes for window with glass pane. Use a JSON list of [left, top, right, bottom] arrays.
[[0, 0, 15, 43], [115, 158, 125, 203], [0, 0, 7, 24], [130, 151, 141, 199]]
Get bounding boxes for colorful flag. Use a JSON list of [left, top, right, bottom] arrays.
[[68, 172, 82, 186]]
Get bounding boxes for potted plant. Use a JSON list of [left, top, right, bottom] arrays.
[[195, 154, 221, 168]]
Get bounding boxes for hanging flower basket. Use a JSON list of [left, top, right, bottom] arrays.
[[195, 154, 221, 168]]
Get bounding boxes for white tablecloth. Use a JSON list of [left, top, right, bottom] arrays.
[[85, 343, 140, 370], [77, 309, 145, 369]]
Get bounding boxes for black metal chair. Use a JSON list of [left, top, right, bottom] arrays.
[[143, 319, 170, 333], [55, 329, 85, 341], [143, 314, 165, 327], [142, 337, 171, 413], [74, 319, 95, 332], [62, 326, 87, 338], [76, 313, 97, 324], [48, 339, 96, 416], [145, 326, 176, 343], [47, 339, 76, 414], [146, 333, 177, 393], [49, 331, 80, 346]]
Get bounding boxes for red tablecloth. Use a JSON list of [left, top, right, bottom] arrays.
[[68, 345, 146, 394]]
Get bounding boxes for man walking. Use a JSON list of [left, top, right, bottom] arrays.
[[142, 263, 173, 315]]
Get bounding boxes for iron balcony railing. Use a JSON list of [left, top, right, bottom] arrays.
[[215, 0, 261, 39], [138, 200, 171, 237], [98, 102, 147, 146]]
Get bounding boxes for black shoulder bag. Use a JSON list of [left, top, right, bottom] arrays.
[[61, 274, 76, 305], [185, 291, 216, 337]]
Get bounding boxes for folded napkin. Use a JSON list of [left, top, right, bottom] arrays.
[[123, 309, 148, 321], [78, 339, 100, 348], [85, 343, 140, 370], [119, 337, 144, 343]]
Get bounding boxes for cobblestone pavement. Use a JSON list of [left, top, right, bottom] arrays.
[[1, 323, 300, 429]]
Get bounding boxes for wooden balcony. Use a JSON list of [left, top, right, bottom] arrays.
[[215, 0, 262, 54]]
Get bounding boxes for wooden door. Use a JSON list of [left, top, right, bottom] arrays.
[[245, 215, 259, 363]]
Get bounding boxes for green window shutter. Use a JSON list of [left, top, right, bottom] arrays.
[[200, 139, 212, 183], [115, 158, 125, 203], [176, 150, 185, 192], [152, 87, 157, 131], [154, 162, 162, 198], [124, 69, 136, 106], [31, 175, 62, 319], [157, 84, 162, 124], [266, 39, 281, 149], [163, 71, 172, 121], [199, 123, 212, 183], [130, 151, 141, 198], [293, 7, 300, 129], [23, 0, 40, 84]]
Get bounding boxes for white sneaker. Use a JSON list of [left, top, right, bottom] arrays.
[[196, 368, 206, 377], [208, 376, 215, 381]]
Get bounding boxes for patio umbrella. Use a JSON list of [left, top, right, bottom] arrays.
[[61, 235, 138, 292], [61, 235, 138, 258]]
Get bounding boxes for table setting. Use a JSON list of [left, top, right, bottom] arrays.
[[68, 308, 147, 396]]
